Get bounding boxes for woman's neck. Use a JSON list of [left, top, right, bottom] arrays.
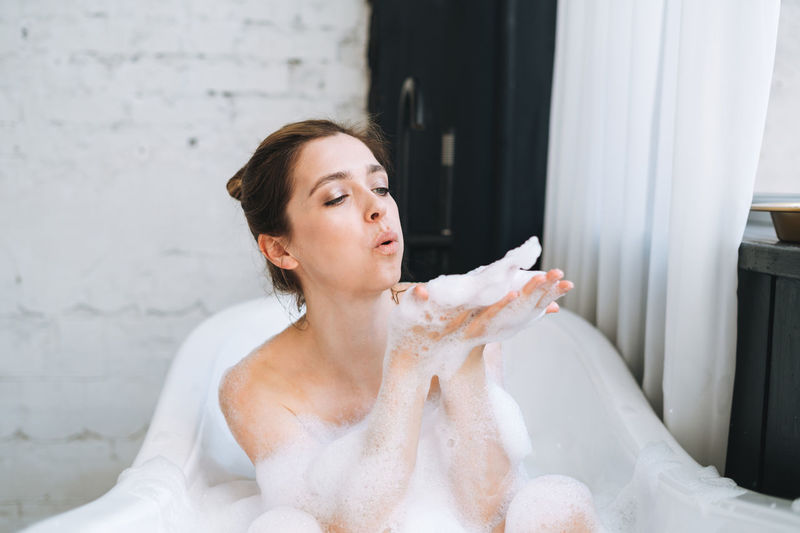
[[299, 286, 395, 388]]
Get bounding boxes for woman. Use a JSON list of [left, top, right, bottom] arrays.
[[220, 119, 598, 533]]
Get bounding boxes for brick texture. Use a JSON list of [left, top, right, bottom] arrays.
[[0, 1, 371, 530]]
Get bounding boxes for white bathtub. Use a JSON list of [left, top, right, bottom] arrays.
[[23, 298, 800, 532]]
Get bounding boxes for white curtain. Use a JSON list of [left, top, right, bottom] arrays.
[[543, 0, 780, 472]]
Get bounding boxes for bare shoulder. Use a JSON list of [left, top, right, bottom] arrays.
[[219, 333, 306, 463]]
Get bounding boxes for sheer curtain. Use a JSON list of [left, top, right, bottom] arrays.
[[543, 0, 780, 472]]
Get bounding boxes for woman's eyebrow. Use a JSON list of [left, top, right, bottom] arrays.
[[367, 163, 386, 175], [308, 164, 387, 197], [308, 170, 350, 197]]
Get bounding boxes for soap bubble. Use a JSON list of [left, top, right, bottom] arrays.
[[389, 236, 557, 379], [247, 506, 323, 533], [506, 475, 600, 533]]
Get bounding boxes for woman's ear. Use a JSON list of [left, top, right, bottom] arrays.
[[257, 234, 299, 271]]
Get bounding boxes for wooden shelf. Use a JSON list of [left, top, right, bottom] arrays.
[[739, 223, 800, 280]]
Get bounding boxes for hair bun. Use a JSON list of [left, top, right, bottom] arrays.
[[227, 167, 245, 201]]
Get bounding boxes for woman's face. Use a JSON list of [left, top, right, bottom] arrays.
[[282, 133, 404, 298]]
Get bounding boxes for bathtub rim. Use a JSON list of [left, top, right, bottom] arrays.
[[526, 310, 800, 528]]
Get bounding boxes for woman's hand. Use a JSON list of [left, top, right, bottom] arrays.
[[387, 269, 573, 378], [462, 268, 573, 341], [410, 268, 572, 341]]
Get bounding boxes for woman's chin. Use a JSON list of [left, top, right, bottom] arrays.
[[374, 267, 403, 293]]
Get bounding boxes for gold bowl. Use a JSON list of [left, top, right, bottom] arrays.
[[750, 203, 800, 243]]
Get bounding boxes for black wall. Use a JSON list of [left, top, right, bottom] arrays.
[[368, 0, 557, 281]]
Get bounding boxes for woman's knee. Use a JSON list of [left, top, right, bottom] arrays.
[[505, 475, 600, 533], [247, 506, 323, 533]]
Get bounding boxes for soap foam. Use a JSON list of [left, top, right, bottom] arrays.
[[254, 396, 525, 532], [425, 235, 543, 307], [506, 474, 600, 533], [247, 506, 323, 533], [390, 236, 550, 379]]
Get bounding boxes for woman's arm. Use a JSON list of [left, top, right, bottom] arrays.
[[326, 349, 431, 532], [432, 270, 573, 530], [439, 344, 515, 530]]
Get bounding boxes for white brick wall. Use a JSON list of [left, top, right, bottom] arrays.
[[0, 1, 371, 530]]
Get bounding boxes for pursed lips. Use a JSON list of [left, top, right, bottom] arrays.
[[373, 230, 399, 248], [373, 231, 400, 255]]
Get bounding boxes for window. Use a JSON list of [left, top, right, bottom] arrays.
[[754, 0, 800, 198]]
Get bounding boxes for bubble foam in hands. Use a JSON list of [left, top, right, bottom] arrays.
[[390, 236, 553, 378], [426, 235, 544, 308]]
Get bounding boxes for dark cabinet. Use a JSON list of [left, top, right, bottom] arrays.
[[726, 223, 800, 499]]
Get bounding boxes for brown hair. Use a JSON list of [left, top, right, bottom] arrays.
[[227, 118, 392, 310]]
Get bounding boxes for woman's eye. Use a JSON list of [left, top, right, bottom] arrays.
[[373, 187, 390, 196], [324, 195, 347, 206]]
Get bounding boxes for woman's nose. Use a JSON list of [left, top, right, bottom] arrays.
[[366, 196, 386, 222]]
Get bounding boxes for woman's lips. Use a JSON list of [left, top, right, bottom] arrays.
[[374, 231, 400, 255], [375, 240, 400, 255]]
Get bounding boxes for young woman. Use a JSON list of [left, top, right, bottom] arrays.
[[220, 119, 598, 533]]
